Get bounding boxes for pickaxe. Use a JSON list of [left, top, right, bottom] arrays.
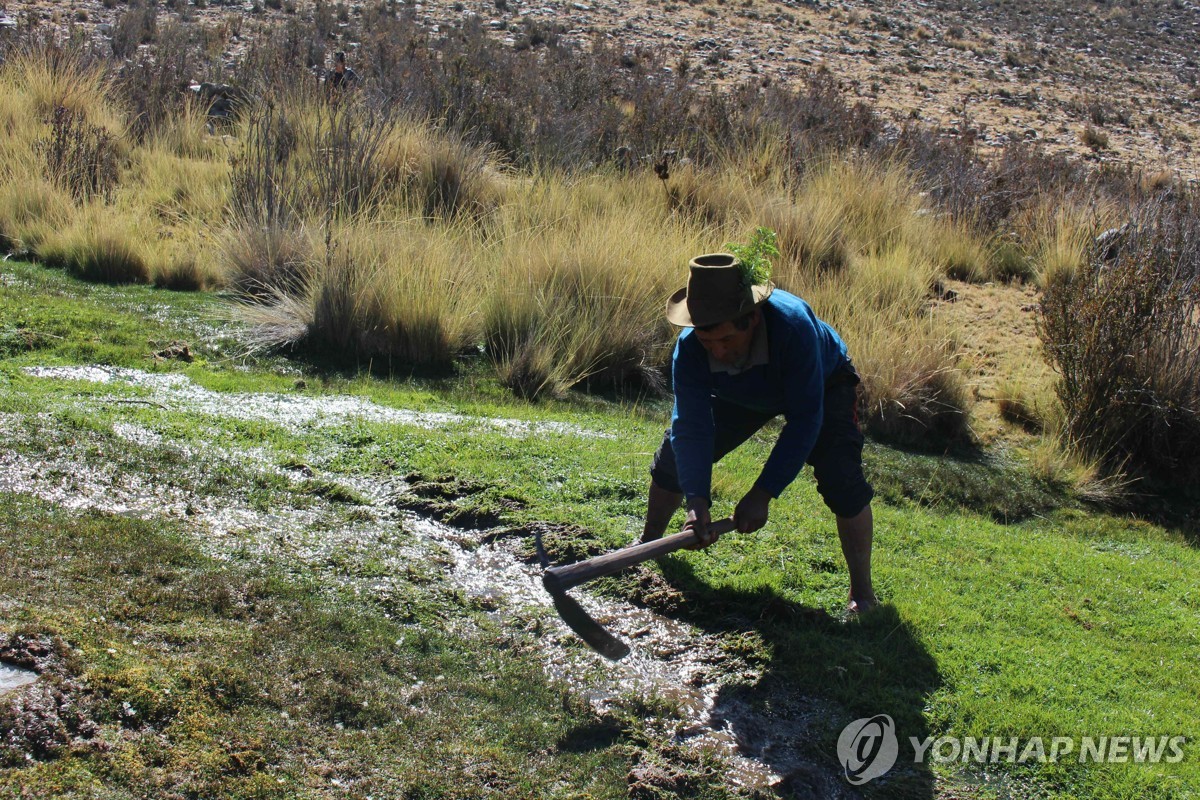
[[536, 518, 737, 660]]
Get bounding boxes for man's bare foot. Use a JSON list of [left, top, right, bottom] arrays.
[[846, 593, 880, 616]]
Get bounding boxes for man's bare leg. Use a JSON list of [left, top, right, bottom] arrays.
[[837, 504, 879, 613], [641, 480, 684, 542]]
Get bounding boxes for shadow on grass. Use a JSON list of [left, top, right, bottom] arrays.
[[869, 435, 1199, 542], [654, 556, 941, 799], [865, 439, 1068, 524], [1106, 481, 1200, 544]]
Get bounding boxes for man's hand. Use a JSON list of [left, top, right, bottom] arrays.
[[734, 486, 772, 533], [682, 497, 715, 550]]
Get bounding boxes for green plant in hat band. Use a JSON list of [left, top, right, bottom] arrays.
[[725, 226, 778, 289]]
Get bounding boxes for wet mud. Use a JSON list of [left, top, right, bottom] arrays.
[[0, 634, 103, 765]]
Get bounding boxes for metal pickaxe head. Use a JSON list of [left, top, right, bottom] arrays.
[[535, 528, 630, 660], [535, 519, 735, 661]]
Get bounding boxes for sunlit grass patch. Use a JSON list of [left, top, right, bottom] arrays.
[[35, 204, 150, 285]]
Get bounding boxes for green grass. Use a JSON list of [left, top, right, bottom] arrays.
[[0, 494, 635, 798], [1, 260, 1198, 798]]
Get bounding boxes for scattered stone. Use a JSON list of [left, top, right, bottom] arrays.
[[188, 82, 251, 120], [1095, 223, 1131, 261]]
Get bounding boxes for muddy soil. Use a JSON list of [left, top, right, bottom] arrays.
[[0, 633, 103, 764]]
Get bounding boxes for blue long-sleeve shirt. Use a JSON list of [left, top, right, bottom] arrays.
[[670, 289, 850, 501]]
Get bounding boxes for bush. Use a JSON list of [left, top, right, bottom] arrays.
[[35, 105, 122, 204], [114, 20, 214, 143], [111, 0, 159, 60], [1039, 202, 1200, 490]]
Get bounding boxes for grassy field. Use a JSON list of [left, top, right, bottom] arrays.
[[1, 260, 1197, 799]]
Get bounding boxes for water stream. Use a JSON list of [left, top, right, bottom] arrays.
[[0, 366, 856, 794]]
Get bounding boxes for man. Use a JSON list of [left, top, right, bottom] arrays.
[[328, 51, 360, 90], [644, 253, 879, 613]]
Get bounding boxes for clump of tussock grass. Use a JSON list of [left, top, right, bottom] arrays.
[[1027, 437, 1134, 507], [133, 142, 230, 225], [1025, 396, 1135, 507], [149, 234, 226, 292], [36, 206, 150, 285], [151, 255, 215, 292], [143, 98, 228, 161], [221, 223, 315, 299], [667, 150, 984, 284], [0, 45, 128, 213], [933, 221, 990, 282], [788, 157, 928, 264], [849, 242, 940, 314], [802, 272, 973, 449], [0, 179, 73, 254], [257, 220, 482, 368], [1013, 197, 1117, 287], [995, 377, 1045, 432], [986, 236, 1035, 283], [0, 45, 125, 135], [230, 88, 504, 232], [481, 187, 702, 397], [375, 118, 507, 221]]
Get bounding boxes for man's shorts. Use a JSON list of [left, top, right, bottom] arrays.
[[650, 364, 874, 518]]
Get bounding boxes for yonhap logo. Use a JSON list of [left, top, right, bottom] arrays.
[[838, 714, 899, 785]]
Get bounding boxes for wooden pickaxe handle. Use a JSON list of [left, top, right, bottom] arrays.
[[543, 517, 736, 593]]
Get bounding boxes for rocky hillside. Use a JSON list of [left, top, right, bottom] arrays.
[[3, 0, 1199, 179]]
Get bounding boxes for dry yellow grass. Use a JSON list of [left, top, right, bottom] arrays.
[[0, 48, 997, 441], [0, 178, 74, 253], [36, 203, 150, 284], [479, 172, 710, 394], [935, 278, 1048, 443], [1013, 196, 1119, 286], [0, 47, 125, 136]]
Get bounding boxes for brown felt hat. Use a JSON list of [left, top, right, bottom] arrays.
[[665, 253, 774, 328]]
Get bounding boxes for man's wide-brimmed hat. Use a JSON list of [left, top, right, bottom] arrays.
[[665, 253, 774, 328]]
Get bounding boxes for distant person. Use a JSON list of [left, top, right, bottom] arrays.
[[327, 51, 359, 90], [642, 251, 879, 614]]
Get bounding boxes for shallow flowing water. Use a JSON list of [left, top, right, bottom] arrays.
[[22, 366, 612, 439], [0, 663, 38, 697], [1, 366, 854, 794]]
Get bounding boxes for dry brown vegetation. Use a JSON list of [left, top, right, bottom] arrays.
[[0, 3, 1197, 492]]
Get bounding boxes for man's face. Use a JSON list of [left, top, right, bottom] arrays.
[[694, 311, 759, 367]]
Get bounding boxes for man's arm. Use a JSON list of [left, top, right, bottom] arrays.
[[670, 335, 722, 547], [753, 325, 825, 499], [669, 334, 715, 503]]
